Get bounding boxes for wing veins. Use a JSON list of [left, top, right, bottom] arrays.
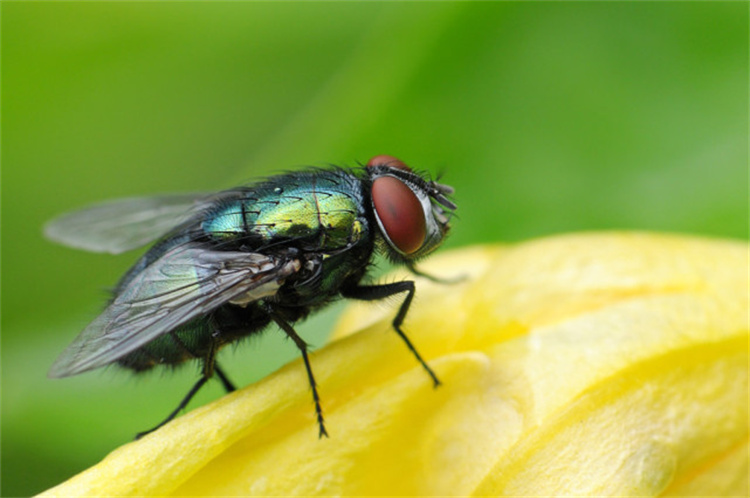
[[49, 244, 301, 377]]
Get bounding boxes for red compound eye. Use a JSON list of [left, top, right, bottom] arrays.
[[366, 155, 410, 171], [372, 175, 426, 254]]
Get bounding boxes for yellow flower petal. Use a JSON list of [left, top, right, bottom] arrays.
[[40, 232, 749, 497]]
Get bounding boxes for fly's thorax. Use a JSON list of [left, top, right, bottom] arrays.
[[200, 171, 370, 252], [365, 158, 456, 263]]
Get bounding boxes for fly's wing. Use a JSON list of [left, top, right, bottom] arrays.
[[48, 243, 301, 377], [44, 193, 212, 254]]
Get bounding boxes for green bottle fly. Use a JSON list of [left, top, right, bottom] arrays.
[[45, 155, 456, 438]]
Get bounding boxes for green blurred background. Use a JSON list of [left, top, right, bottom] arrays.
[[2, 2, 747, 496]]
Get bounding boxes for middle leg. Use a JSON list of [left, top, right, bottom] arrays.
[[269, 312, 329, 438]]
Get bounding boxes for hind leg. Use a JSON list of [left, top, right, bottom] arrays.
[[135, 333, 231, 439]]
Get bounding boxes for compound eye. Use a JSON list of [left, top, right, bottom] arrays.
[[372, 176, 426, 255], [367, 155, 410, 171]]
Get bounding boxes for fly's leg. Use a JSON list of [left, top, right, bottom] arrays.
[[342, 281, 440, 387], [407, 262, 466, 285], [214, 365, 237, 393], [135, 335, 226, 439], [269, 312, 329, 439], [135, 375, 209, 439], [169, 331, 236, 393]]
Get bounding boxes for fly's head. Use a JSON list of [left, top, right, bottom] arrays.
[[365, 155, 456, 263]]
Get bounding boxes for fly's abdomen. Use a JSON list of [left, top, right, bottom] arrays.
[[116, 319, 212, 371], [117, 304, 273, 372], [203, 171, 366, 251]]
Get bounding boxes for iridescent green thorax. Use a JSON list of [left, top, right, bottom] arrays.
[[203, 170, 367, 253]]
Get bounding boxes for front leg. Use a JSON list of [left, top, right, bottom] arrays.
[[407, 262, 466, 284], [341, 281, 440, 387]]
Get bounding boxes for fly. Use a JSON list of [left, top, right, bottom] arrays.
[[46, 155, 456, 438]]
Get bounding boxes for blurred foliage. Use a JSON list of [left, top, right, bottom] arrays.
[[1, 2, 747, 496]]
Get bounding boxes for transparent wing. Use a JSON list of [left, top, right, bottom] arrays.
[[44, 193, 212, 254], [48, 243, 301, 377]]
